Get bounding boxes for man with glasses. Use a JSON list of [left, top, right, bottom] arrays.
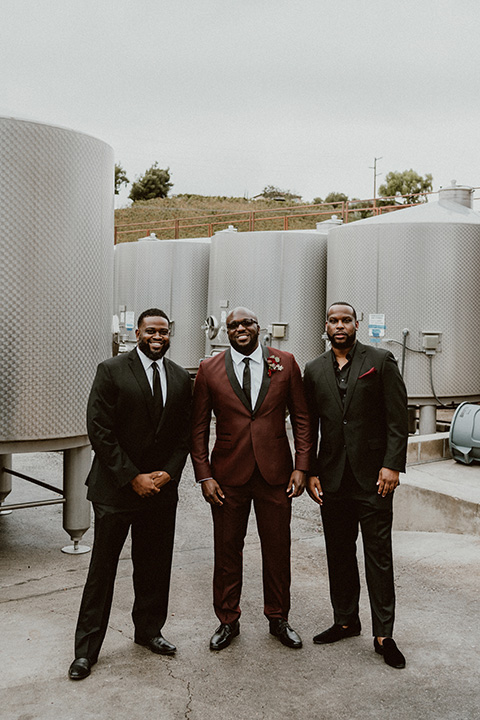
[[68, 308, 191, 680], [191, 306, 311, 651]]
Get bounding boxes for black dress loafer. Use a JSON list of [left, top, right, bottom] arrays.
[[68, 657, 92, 680], [210, 621, 240, 651], [313, 620, 361, 644], [135, 634, 176, 655], [374, 637, 406, 669], [269, 619, 302, 649]]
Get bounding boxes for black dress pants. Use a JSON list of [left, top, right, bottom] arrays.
[[320, 464, 395, 637], [74, 484, 177, 661]]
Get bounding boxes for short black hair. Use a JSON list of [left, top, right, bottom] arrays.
[[137, 308, 170, 328], [327, 302, 357, 320]]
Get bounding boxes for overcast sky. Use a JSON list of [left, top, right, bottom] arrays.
[[1, 0, 479, 207]]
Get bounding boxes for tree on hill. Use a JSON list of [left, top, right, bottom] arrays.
[[259, 185, 302, 202], [129, 163, 173, 202], [115, 163, 129, 194], [324, 191, 348, 206], [312, 192, 349, 206], [378, 169, 433, 204]]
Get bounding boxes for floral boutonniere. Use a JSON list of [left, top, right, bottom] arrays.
[[266, 355, 284, 377]]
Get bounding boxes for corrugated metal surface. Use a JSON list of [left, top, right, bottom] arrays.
[[207, 230, 328, 370], [0, 117, 114, 441], [326, 198, 480, 402], [114, 237, 211, 371]]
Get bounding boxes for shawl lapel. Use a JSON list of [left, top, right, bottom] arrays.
[[252, 346, 271, 414], [224, 345, 272, 415], [225, 348, 251, 412]]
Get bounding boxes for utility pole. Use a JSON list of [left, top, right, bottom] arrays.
[[370, 156, 383, 199]]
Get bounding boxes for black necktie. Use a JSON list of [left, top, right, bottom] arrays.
[[242, 357, 252, 409], [152, 361, 164, 423]]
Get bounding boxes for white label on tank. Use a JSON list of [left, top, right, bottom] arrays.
[[125, 311, 135, 331], [368, 313, 385, 343]]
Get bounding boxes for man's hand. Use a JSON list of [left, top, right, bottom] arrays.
[[286, 470, 306, 498], [130, 473, 161, 498], [377, 467, 400, 497], [201, 478, 225, 506], [151, 471, 171, 489], [306, 475, 323, 505]]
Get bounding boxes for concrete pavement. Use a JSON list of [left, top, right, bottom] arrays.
[[1, 452, 479, 720]]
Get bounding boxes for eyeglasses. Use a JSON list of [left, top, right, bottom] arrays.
[[143, 327, 170, 336], [226, 318, 258, 330]]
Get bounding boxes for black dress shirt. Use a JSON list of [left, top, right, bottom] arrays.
[[331, 343, 357, 405]]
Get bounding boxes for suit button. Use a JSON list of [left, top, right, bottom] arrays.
[[251, 415, 255, 421], [343, 420, 347, 424]]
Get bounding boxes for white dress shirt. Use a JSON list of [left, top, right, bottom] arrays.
[[230, 343, 264, 408], [136, 347, 167, 402]]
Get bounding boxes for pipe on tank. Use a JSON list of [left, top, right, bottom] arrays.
[[419, 405, 437, 435]]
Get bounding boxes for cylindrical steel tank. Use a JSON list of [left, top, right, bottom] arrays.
[[326, 186, 480, 405], [206, 229, 328, 370], [114, 236, 211, 373], [437, 180, 473, 208], [0, 117, 114, 548]]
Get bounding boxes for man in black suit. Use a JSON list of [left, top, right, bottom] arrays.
[[68, 308, 191, 680], [303, 302, 408, 669]]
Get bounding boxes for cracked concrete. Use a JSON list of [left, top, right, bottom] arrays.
[[1, 453, 479, 719]]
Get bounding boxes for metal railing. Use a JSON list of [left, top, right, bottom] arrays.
[[114, 189, 480, 244]]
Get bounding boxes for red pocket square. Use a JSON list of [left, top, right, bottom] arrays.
[[358, 367, 376, 379]]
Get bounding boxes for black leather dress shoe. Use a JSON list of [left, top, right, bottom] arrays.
[[269, 619, 302, 649], [374, 637, 406, 669], [135, 634, 176, 655], [210, 621, 240, 651], [68, 657, 92, 680], [313, 620, 361, 644]]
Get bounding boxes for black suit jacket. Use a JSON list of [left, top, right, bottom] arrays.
[[85, 349, 191, 509], [303, 341, 408, 493]]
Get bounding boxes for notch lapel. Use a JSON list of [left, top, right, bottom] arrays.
[[321, 352, 343, 413], [155, 358, 177, 434], [128, 349, 156, 423], [343, 342, 367, 415]]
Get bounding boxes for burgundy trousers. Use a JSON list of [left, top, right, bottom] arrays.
[[211, 466, 292, 624]]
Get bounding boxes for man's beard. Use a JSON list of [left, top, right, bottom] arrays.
[[138, 338, 170, 360], [229, 336, 258, 355], [327, 331, 356, 350]]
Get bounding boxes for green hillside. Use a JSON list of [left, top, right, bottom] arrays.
[[114, 194, 340, 243]]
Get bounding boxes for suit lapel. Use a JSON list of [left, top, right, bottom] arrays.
[[156, 358, 177, 434], [343, 342, 367, 415], [225, 348, 252, 413], [224, 346, 272, 415], [128, 349, 156, 423], [321, 352, 343, 413], [252, 345, 271, 414]]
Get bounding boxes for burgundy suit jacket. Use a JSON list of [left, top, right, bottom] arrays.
[[191, 346, 311, 486]]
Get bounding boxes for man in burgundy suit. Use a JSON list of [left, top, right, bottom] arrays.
[[191, 307, 311, 651]]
